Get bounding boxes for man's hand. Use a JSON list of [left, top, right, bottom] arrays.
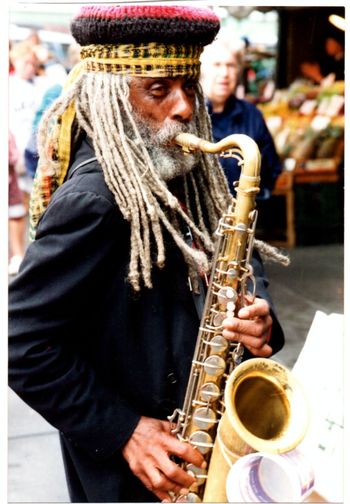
[[222, 296, 273, 357], [121, 416, 205, 502]]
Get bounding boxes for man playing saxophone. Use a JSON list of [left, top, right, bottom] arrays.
[[8, 5, 284, 503]]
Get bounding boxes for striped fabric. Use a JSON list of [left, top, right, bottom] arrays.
[[71, 5, 220, 46], [80, 43, 203, 78], [29, 171, 60, 241]]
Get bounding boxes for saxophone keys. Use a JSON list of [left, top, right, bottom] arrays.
[[188, 430, 214, 454], [200, 382, 221, 403], [217, 286, 238, 306], [233, 343, 244, 365], [176, 492, 202, 502], [203, 355, 226, 376], [208, 335, 228, 353], [212, 312, 226, 327], [193, 407, 217, 430], [185, 464, 207, 486], [227, 267, 238, 279]]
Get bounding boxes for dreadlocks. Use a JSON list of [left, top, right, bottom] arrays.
[[37, 72, 231, 291]]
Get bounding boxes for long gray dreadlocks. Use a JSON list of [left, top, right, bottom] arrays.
[[37, 72, 231, 291]]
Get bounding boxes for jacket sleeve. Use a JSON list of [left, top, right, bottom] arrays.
[[8, 188, 140, 461]]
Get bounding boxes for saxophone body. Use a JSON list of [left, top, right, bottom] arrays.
[[170, 133, 309, 502]]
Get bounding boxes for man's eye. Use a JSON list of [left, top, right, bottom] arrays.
[[149, 85, 167, 97], [184, 82, 197, 96]]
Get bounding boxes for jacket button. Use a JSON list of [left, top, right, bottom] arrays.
[[167, 372, 178, 385]]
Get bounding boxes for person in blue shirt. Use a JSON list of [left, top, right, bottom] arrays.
[[24, 84, 63, 179], [200, 39, 281, 200]]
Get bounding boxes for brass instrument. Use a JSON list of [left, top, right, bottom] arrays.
[[169, 133, 309, 502]]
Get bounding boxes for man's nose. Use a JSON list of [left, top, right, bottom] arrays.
[[170, 89, 194, 122]]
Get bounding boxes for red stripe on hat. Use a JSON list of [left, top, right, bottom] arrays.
[[75, 5, 218, 23]]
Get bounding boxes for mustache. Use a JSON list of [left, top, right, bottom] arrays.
[[154, 119, 197, 145], [131, 110, 197, 148]]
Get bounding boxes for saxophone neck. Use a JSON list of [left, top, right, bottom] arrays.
[[174, 133, 261, 178]]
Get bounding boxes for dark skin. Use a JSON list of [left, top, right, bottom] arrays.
[[128, 76, 197, 128], [122, 76, 273, 502]]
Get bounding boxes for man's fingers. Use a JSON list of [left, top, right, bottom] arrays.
[[164, 434, 205, 469], [142, 464, 191, 502], [149, 466, 186, 493], [238, 298, 270, 319], [223, 316, 270, 339], [159, 452, 197, 489], [122, 417, 205, 500], [245, 343, 273, 357]]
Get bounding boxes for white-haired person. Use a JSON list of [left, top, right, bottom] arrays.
[[200, 38, 282, 200]]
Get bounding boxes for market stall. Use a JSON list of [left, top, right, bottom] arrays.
[[259, 79, 344, 246]]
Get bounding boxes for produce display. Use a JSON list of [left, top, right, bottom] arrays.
[[259, 80, 344, 169]]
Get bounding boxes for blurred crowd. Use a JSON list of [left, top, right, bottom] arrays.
[[8, 30, 80, 275]]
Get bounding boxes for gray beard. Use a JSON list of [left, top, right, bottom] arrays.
[[131, 115, 201, 181]]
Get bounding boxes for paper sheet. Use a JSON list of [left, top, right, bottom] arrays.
[[292, 310, 344, 502]]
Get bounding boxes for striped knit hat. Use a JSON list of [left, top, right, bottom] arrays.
[[70, 4, 220, 78]]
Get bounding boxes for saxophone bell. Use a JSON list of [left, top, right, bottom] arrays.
[[203, 358, 309, 502]]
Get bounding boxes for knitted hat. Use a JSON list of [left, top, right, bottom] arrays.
[[72, 5, 219, 45], [70, 4, 220, 77]]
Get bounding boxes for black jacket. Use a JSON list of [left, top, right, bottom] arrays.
[[8, 137, 284, 502]]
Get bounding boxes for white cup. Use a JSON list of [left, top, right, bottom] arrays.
[[226, 449, 314, 502]]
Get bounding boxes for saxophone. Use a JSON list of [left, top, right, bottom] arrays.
[[169, 133, 309, 502]]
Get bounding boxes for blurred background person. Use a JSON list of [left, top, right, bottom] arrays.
[[300, 27, 344, 84], [23, 42, 81, 179], [8, 132, 27, 275], [25, 29, 41, 47], [32, 43, 68, 88], [66, 42, 81, 72], [24, 83, 63, 180], [9, 39, 69, 192], [9, 41, 42, 202], [24, 28, 68, 85], [200, 37, 281, 201]]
